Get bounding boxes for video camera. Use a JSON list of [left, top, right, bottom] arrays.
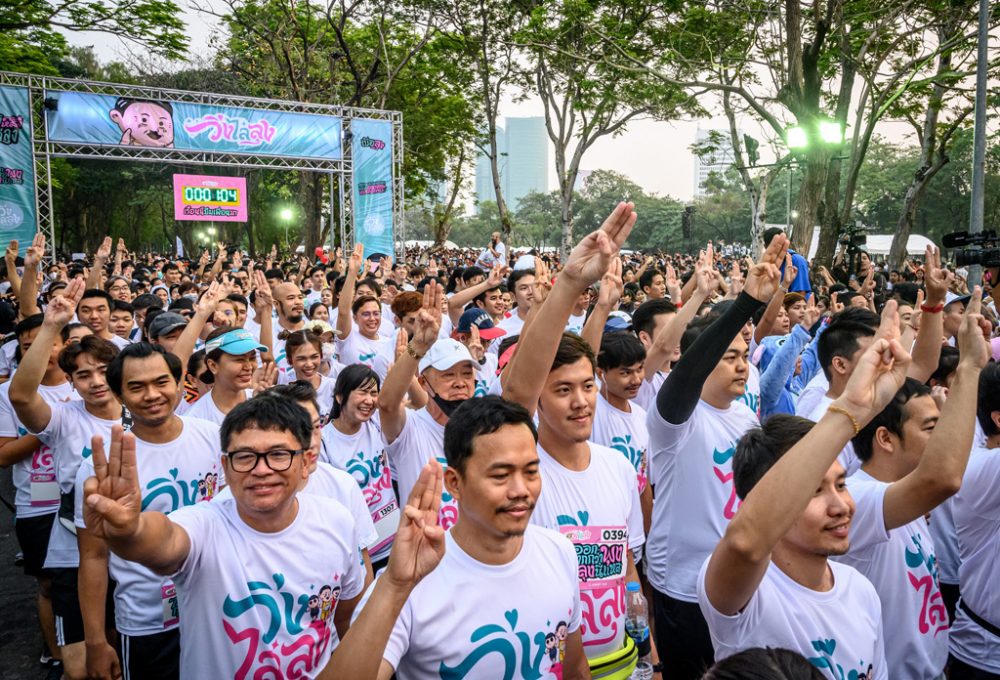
[[942, 230, 1000, 268], [838, 221, 869, 255]]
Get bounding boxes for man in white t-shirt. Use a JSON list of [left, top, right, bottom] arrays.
[[504, 202, 645, 668], [272, 281, 306, 373], [837, 301, 987, 680], [80, 394, 366, 680], [0, 312, 75, 677], [644, 240, 785, 679], [381, 282, 476, 532], [339, 395, 588, 679], [78, 289, 131, 349], [75, 342, 223, 680], [950, 361, 1000, 679], [8, 281, 126, 679], [475, 231, 507, 269], [698, 303, 913, 680], [495, 268, 536, 343]]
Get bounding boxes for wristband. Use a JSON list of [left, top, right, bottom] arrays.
[[827, 404, 861, 436], [920, 302, 944, 313], [406, 342, 425, 360]]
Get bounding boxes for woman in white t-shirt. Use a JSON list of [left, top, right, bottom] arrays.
[[321, 364, 396, 570], [278, 329, 339, 422], [183, 326, 264, 425], [336, 244, 394, 379]]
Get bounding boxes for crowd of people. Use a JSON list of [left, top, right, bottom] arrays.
[[0, 211, 998, 680]]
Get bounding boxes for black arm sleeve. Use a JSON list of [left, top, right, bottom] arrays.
[[656, 292, 765, 425]]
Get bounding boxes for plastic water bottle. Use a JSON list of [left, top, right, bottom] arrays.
[[625, 581, 654, 680]]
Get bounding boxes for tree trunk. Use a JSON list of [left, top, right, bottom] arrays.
[[792, 147, 829, 257], [432, 146, 467, 250]]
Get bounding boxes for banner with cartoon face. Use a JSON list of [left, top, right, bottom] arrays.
[[45, 91, 343, 161], [0, 86, 36, 253], [351, 118, 393, 258]]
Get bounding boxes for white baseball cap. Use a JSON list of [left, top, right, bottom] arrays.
[[418, 338, 477, 374], [945, 291, 971, 308]]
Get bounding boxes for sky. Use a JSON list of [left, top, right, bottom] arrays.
[[61, 5, 944, 202]]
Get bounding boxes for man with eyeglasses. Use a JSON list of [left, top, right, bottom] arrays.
[[80, 394, 366, 679], [105, 276, 133, 303], [74, 342, 221, 680]]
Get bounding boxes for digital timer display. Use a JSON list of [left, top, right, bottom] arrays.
[[172, 174, 248, 222], [181, 186, 240, 206]]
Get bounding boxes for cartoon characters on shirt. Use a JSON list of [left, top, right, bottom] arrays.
[[141, 466, 222, 512], [808, 638, 875, 680], [435, 455, 459, 530], [904, 533, 948, 636], [222, 572, 342, 679], [712, 443, 741, 520], [438, 609, 571, 678]]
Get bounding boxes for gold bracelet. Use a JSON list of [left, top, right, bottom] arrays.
[[827, 404, 861, 435], [406, 342, 425, 360]]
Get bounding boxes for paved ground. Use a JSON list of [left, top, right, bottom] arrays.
[[0, 468, 49, 679]]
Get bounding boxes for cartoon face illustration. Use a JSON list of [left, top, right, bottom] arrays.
[[198, 478, 207, 498], [307, 594, 320, 620], [555, 621, 567, 641], [545, 632, 558, 661], [109, 98, 175, 148]]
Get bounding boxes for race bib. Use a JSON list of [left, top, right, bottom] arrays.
[[29, 473, 59, 507], [560, 525, 627, 588], [371, 500, 400, 555], [162, 582, 180, 628]]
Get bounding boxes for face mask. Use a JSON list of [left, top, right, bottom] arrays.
[[48, 272, 60, 281], [184, 294, 198, 302]]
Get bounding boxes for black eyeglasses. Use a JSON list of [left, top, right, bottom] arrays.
[[226, 449, 304, 473]]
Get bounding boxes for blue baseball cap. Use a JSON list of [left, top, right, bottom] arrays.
[[456, 308, 506, 341], [205, 328, 267, 356]]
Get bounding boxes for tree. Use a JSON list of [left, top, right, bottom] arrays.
[[0, 0, 187, 59], [519, 0, 694, 258]]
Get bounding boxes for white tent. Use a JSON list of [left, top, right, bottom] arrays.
[[807, 229, 933, 260]]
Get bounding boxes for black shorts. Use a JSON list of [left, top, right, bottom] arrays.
[[14, 513, 55, 577], [50, 567, 85, 646], [119, 628, 180, 680]]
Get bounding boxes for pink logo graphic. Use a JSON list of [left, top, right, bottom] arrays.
[[183, 114, 277, 147]]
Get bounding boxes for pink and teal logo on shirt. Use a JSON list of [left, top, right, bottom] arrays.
[[141, 467, 220, 512], [610, 435, 648, 493], [808, 638, 874, 680], [222, 572, 339, 679], [904, 534, 948, 637], [439, 608, 572, 679], [712, 444, 740, 519]]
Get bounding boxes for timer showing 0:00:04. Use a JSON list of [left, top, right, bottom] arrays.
[[182, 186, 240, 206]]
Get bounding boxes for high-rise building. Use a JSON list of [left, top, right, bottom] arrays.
[[693, 128, 736, 197], [474, 117, 548, 213]]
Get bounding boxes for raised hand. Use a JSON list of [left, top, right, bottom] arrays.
[[348, 243, 365, 276], [195, 280, 222, 317], [487, 264, 504, 288], [43, 277, 84, 329], [922, 245, 951, 306], [199, 250, 211, 267], [82, 427, 142, 541], [665, 261, 683, 301], [743, 233, 789, 303], [24, 232, 45, 268], [252, 270, 273, 313], [957, 288, 991, 369], [394, 327, 409, 362], [560, 202, 637, 288], [95, 236, 113, 262], [411, 280, 442, 354], [384, 460, 446, 591], [532, 256, 553, 305], [4, 240, 17, 264], [117, 238, 127, 255], [834, 300, 911, 424], [466, 324, 485, 361], [801, 292, 821, 329], [252, 361, 278, 396], [831, 291, 844, 314], [598, 257, 624, 308]]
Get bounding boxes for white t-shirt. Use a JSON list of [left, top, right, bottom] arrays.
[[949, 444, 1000, 673], [386, 407, 457, 531], [321, 420, 397, 563], [698, 559, 887, 680], [496, 311, 526, 339], [565, 312, 586, 336], [0, 380, 77, 519], [74, 417, 223, 635], [358, 525, 580, 679], [277, 372, 338, 422], [806, 396, 860, 476], [170, 494, 365, 679], [0, 338, 18, 377], [795, 372, 830, 418], [530, 443, 645, 659], [32, 400, 123, 568], [645, 399, 759, 601], [928, 496, 960, 585], [106, 334, 131, 350], [591, 393, 649, 493], [473, 353, 498, 398], [836, 470, 948, 678], [335, 332, 393, 380], [182, 388, 253, 426], [735, 361, 761, 418], [632, 370, 666, 413]]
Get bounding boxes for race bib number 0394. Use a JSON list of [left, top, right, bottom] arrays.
[[560, 525, 627, 589]]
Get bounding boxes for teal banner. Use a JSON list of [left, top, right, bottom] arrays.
[[46, 91, 342, 161], [351, 119, 394, 257], [0, 86, 36, 252]]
